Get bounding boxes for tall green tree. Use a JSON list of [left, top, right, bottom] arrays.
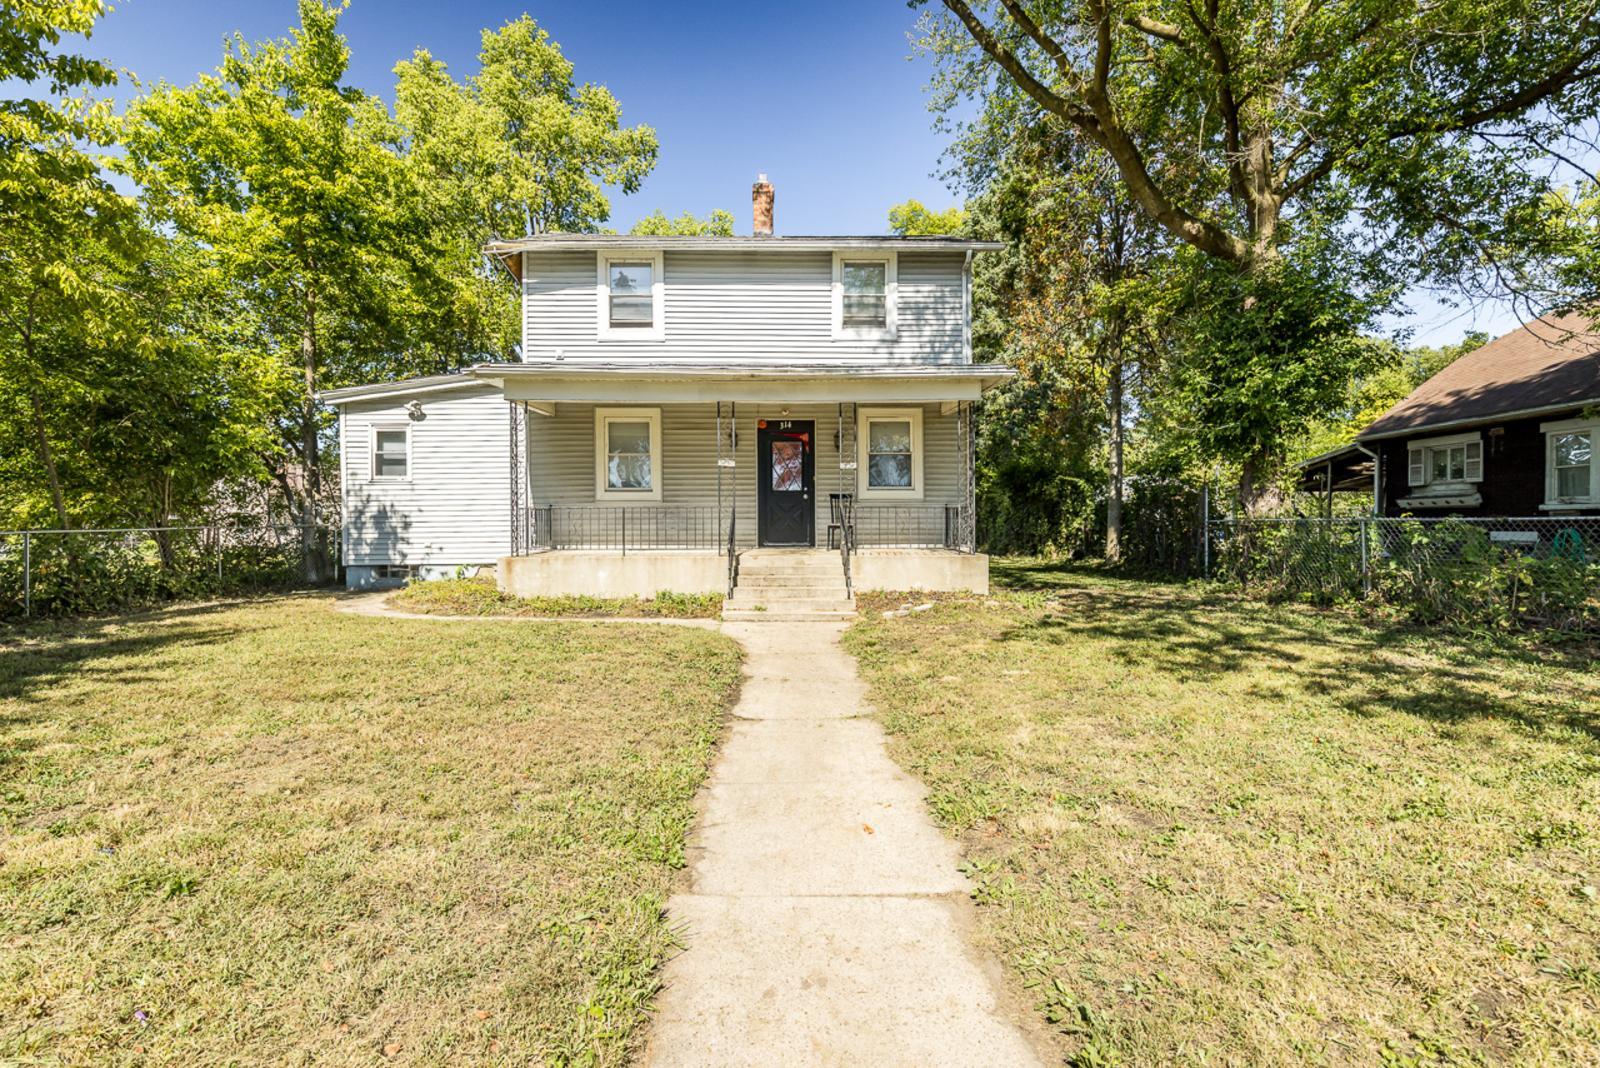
[[122, 1, 419, 576], [888, 199, 968, 236], [392, 17, 659, 367], [0, 0, 138, 529], [628, 209, 735, 236], [394, 16, 657, 240], [919, 0, 1600, 504]]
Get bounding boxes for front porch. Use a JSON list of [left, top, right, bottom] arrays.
[[473, 360, 1011, 600]]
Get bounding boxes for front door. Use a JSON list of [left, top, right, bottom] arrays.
[[757, 419, 814, 547]]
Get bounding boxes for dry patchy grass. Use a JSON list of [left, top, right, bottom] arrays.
[[845, 562, 1600, 1066], [0, 595, 741, 1065], [391, 577, 723, 619]]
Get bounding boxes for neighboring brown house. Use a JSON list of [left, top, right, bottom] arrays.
[[1301, 313, 1600, 516]]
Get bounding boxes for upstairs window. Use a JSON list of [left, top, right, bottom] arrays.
[[832, 251, 897, 340], [1406, 433, 1482, 487], [597, 250, 665, 340], [1542, 418, 1598, 507], [371, 427, 409, 480], [608, 262, 654, 327], [842, 262, 887, 328]]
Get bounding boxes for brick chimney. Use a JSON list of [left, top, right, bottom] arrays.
[[752, 173, 774, 236]]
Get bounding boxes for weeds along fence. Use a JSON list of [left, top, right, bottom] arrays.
[[0, 524, 336, 621], [1206, 515, 1600, 631]]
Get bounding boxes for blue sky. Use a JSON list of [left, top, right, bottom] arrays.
[[78, 0, 1517, 345]]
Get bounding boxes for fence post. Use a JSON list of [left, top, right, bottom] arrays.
[[1359, 517, 1371, 597], [23, 531, 31, 618], [216, 525, 224, 586], [1201, 482, 1211, 579]]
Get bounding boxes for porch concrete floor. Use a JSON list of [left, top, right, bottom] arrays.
[[643, 621, 1045, 1067]]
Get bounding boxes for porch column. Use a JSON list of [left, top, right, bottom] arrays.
[[958, 400, 977, 553], [508, 400, 525, 555]]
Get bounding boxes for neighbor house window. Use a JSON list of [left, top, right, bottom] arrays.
[[371, 427, 409, 480], [1541, 417, 1599, 507], [857, 407, 923, 500], [1405, 433, 1483, 488], [594, 407, 663, 501], [832, 251, 897, 340], [597, 250, 665, 340]]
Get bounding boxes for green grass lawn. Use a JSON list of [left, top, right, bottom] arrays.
[[846, 561, 1600, 1066], [390, 577, 724, 619], [0, 595, 742, 1065]]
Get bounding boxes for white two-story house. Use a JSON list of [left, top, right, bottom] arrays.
[[321, 178, 1012, 618]]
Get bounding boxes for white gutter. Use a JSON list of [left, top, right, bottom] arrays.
[[317, 375, 487, 406], [1355, 441, 1381, 515], [484, 235, 1006, 254]]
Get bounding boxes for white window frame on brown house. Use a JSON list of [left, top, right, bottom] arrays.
[[831, 251, 897, 341], [596, 250, 665, 341], [1539, 416, 1599, 510], [1399, 431, 1483, 508]]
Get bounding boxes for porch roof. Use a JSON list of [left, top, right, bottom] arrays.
[[468, 359, 1015, 404]]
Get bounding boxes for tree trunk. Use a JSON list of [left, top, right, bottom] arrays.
[[1237, 448, 1273, 517], [1105, 360, 1124, 564], [300, 287, 326, 583], [29, 390, 70, 530]]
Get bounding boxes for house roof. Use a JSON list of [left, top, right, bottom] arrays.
[[470, 359, 1015, 404], [1359, 312, 1600, 440], [319, 361, 1018, 406], [484, 234, 1005, 256], [317, 372, 487, 406]]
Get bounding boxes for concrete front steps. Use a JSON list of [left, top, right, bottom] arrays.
[[722, 549, 856, 622]]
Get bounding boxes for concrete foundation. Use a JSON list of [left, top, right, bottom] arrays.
[[851, 549, 989, 594], [499, 550, 725, 599], [345, 563, 493, 590]]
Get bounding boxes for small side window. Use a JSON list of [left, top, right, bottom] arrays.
[[373, 428, 408, 479]]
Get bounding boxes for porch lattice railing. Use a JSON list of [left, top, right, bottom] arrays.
[[513, 502, 975, 555]]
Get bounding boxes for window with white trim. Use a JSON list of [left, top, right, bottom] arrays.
[[596, 251, 665, 340], [371, 427, 409, 480], [594, 407, 663, 501], [1405, 432, 1483, 488], [1541, 417, 1599, 506], [857, 407, 923, 500], [832, 251, 897, 340]]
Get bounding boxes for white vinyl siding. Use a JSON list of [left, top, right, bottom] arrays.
[[340, 386, 510, 567], [524, 402, 961, 546], [523, 249, 964, 362]]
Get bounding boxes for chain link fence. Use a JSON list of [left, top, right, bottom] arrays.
[[1207, 515, 1600, 630], [0, 524, 337, 621]]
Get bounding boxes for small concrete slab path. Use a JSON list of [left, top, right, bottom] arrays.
[[644, 621, 1044, 1067]]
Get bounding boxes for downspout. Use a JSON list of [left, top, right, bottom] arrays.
[[1355, 441, 1381, 515], [961, 250, 973, 363]]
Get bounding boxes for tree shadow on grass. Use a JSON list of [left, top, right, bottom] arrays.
[[0, 599, 259, 704], [992, 565, 1600, 745]]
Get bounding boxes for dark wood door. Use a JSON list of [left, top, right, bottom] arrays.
[[757, 420, 814, 547]]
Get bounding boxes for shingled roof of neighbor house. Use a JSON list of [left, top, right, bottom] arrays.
[[1359, 312, 1600, 440]]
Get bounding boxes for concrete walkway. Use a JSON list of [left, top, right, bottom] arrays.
[[644, 621, 1044, 1067]]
